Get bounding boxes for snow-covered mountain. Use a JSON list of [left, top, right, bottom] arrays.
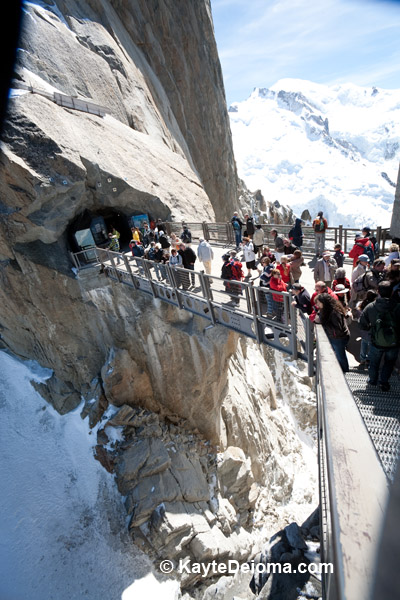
[[229, 79, 400, 228]]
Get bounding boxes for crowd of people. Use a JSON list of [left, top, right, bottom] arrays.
[[106, 212, 400, 392]]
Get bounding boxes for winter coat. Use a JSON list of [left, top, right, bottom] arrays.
[[159, 234, 171, 249], [243, 242, 256, 262], [332, 277, 351, 302], [197, 241, 214, 262], [310, 287, 338, 308], [288, 218, 303, 247], [384, 250, 400, 266], [314, 257, 338, 282], [333, 250, 344, 268], [349, 237, 374, 267], [179, 247, 196, 269], [294, 289, 312, 314], [289, 256, 304, 282], [269, 277, 287, 302], [351, 263, 367, 283], [273, 234, 285, 253], [360, 298, 400, 347], [364, 268, 385, 291], [260, 264, 274, 287], [283, 243, 297, 255], [245, 217, 255, 235], [253, 228, 265, 247], [169, 253, 182, 267], [231, 216, 244, 230], [321, 310, 350, 340], [276, 263, 291, 284]]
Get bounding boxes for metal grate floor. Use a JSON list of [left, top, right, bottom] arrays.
[[345, 368, 400, 481]]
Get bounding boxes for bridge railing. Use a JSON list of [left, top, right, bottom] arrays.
[[93, 247, 314, 371], [315, 325, 388, 600], [165, 222, 391, 254]]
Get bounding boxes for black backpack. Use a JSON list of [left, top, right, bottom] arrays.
[[221, 261, 233, 280], [373, 311, 398, 348]]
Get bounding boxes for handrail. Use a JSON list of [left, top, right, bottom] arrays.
[[91, 247, 314, 372], [315, 325, 388, 600], [164, 222, 391, 255]]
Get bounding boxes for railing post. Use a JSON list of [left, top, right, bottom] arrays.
[[198, 272, 216, 325], [306, 316, 314, 376], [202, 221, 209, 241], [167, 265, 183, 309], [344, 229, 348, 253], [142, 259, 158, 298], [122, 253, 136, 288], [288, 292, 298, 359], [108, 250, 122, 281], [70, 251, 80, 271], [338, 225, 343, 247], [376, 226, 382, 255], [249, 284, 262, 344]]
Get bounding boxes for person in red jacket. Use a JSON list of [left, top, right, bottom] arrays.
[[269, 269, 287, 322], [349, 234, 374, 267], [276, 256, 291, 285], [310, 281, 339, 321]]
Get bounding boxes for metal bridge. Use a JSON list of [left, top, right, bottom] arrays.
[[71, 234, 399, 600]]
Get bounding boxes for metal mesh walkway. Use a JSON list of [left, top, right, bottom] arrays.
[[345, 368, 400, 481]]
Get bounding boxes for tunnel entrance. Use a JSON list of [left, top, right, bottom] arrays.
[[68, 208, 153, 253]]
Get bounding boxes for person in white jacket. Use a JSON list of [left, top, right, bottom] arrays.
[[197, 238, 214, 274], [242, 237, 259, 278], [252, 225, 265, 258]]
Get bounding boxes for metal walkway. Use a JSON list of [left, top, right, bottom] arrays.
[[345, 368, 400, 481]]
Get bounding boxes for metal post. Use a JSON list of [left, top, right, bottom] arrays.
[[108, 250, 121, 281], [202, 221, 208, 241], [288, 293, 298, 359], [344, 229, 348, 253], [338, 225, 343, 248], [198, 272, 216, 325], [249, 285, 262, 344], [70, 251, 80, 271], [142, 259, 158, 298], [306, 316, 314, 376], [167, 265, 183, 309], [123, 254, 136, 288], [376, 226, 382, 255]]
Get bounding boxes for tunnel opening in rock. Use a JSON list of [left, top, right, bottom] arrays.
[[67, 208, 156, 253]]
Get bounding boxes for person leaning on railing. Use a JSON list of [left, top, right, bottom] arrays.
[[314, 293, 350, 373]]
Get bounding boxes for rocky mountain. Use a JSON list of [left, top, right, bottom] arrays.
[[0, 2, 316, 597], [229, 79, 400, 228]]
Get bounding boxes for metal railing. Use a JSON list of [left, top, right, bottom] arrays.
[[165, 221, 391, 254], [91, 247, 314, 373], [315, 326, 388, 600]]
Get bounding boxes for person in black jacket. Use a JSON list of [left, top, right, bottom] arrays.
[[244, 214, 255, 238], [314, 293, 350, 372], [291, 283, 312, 315], [288, 218, 303, 249], [178, 243, 196, 288], [359, 281, 400, 391]]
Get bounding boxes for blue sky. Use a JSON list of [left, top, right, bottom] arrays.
[[211, 0, 400, 105]]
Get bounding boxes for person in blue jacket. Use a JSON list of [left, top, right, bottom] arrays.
[[288, 218, 304, 249]]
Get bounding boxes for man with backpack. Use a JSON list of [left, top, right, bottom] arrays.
[[360, 281, 400, 391], [349, 232, 375, 267], [312, 211, 328, 257], [221, 252, 244, 305], [362, 227, 379, 258], [231, 212, 244, 249], [180, 225, 192, 244]]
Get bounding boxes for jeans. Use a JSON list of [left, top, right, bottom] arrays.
[[234, 230, 242, 248], [368, 345, 399, 384], [315, 233, 325, 256], [329, 336, 349, 372], [360, 339, 370, 362]]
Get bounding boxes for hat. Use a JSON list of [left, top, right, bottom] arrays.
[[322, 251, 331, 257], [222, 253, 230, 261], [355, 233, 362, 240], [334, 284, 348, 295], [358, 254, 369, 262], [199, 237, 204, 242], [292, 283, 303, 291], [362, 226, 371, 233]]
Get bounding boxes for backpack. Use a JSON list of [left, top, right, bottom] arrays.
[[221, 261, 233, 280], [314, 217, 325, 232], [231, 261, 244, 281], [356, 241, 374, 265], [352, 273, 368, 293], [372, 312, 398, 348], [232, 219, 241, 231]]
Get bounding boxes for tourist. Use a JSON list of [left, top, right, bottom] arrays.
[[261, 246, 276, 262], [197, 238, 214, 274], [180, 224, 192, 244], [259, 257, 274, 314], [270, 229, 285, 262], [276, 255, 291, 285], [131, 226, 141, 243], [313, 251, 337, 288], [221, 252, 244, 305], [360, 281, 400, 391], [333, 243, 345, 268], [312, 211, 328, 257], [288, 218, 303, 249], [231, 212, 244, 249], [384, 243, 400, 266], [170, 232, 180, 251], [158, 230, 171, 250], [129, 240, 144, 257], [291, 283, 312, 315], [349, 254, 370, 307], [242, 237, 258, 278], [361, 227, 379, 257], [269, 269, 287, 322], [179, 242, 196, 287], [283, 238, 297, 255], [310, 281, 338, 312], [252, 225, 265, 258], [289, 249, 304, 283], [356, 290, 378, 367], [332, 267, 351, 303], [169, 248, 182, 267], [244, 214, 255, 239], [349, 232, 375, 267], [314, 293, 350, 372]]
